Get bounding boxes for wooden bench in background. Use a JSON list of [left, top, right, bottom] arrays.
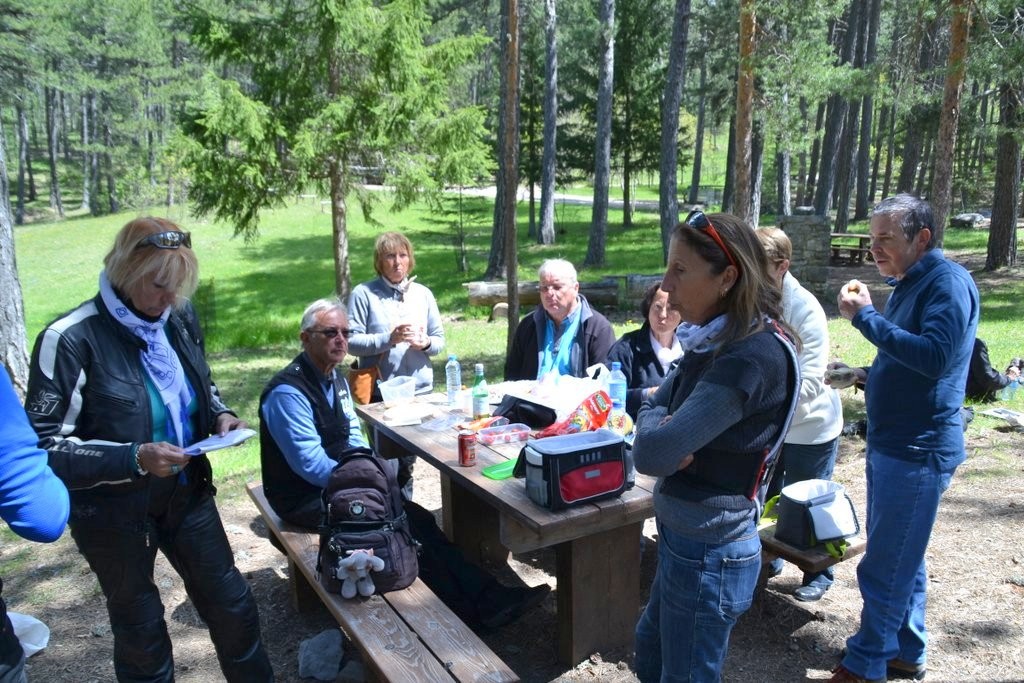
[[245, 482, 519, 683], [830, 232, 873, 266], [757, 521, 867, 586]]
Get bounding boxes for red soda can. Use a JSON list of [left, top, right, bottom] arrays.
[[458, 430, 477, 467]]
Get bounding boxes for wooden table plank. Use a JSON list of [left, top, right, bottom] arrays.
[[356, 399, 656, 667]]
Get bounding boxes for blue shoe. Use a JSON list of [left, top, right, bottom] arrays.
[[794, 583, 829, 602]]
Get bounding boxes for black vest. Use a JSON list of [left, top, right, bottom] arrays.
[[660, 327, 796, 509], [259, 353, 352, 519]]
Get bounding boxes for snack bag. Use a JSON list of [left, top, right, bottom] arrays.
[[605, 411, 634, 437], [535, 391, 612, 439]]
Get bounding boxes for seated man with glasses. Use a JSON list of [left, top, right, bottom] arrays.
[[259, 298, 549, 630], [504, 258, 616, 381]]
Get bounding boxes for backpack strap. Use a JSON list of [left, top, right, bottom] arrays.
[[749, 320, 802, 519]]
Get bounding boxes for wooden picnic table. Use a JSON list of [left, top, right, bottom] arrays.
[[356, 397, 656, 666], [830, 232, 873, 265]]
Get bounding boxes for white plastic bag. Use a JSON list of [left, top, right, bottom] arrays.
[[7, 612, 50, 657]]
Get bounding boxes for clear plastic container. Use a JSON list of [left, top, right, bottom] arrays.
[[445, 355, 462, 407], [477, 423, 532, 445]]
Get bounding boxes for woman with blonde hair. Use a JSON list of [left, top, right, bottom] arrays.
[[25, 216, 272, 681]]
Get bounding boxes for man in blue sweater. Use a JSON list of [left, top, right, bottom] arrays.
[[825, 195, 980, 683], [1, 370, 70, 682]]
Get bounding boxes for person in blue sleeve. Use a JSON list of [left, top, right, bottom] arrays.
[[825, 195, 980, 683], [1, 369, 70, 682], [260, 298, 548, 631]]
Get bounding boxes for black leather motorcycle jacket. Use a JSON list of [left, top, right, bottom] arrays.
[[25, 294, 232, 529]]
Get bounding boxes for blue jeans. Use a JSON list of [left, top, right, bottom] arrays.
[[634, 520, 761, 682], [841, 449, 956, 680], [767, 438, 840, 587]]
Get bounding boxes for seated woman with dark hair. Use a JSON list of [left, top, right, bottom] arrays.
[[607, 283, 682, 420], [965, 337, 1021, 401]]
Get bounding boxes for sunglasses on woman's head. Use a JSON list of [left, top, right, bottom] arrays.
[[684, 211, 740, 273], [135, 231, 192, 250]]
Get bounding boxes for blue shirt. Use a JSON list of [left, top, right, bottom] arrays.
[[852, 249, 979, 468], [0, 371, 69, 543], [260, 371, 368, 488]]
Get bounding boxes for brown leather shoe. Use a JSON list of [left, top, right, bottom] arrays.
[[828, 664, 885, 683]]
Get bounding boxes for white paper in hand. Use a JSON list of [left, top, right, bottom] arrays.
[[185, 428, 257, 456]]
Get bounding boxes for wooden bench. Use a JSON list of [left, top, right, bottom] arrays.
[[757, 521, 867, 585], [245, 482, 519, 683], [830, 233, 873, 266]]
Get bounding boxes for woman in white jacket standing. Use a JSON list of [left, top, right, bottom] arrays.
[[758, 227, 845, 602]]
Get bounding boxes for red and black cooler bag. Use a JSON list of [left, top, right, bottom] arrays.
[[522, 429, 626, 511]]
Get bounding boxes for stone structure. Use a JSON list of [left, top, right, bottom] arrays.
[[778, 208, 830, 301]]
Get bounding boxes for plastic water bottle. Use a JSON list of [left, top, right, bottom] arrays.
[[472, 363, 489, 419], [608, 361, 628, 416], [445, 355, 462, 407], [1000, 378, 1020, 402]]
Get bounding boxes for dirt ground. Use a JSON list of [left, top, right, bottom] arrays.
[[5, 259, 1024, 682]]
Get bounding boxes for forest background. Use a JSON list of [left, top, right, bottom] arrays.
[[3, 0, 1024, 392]]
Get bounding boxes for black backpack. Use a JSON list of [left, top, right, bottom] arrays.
[[317, 448, 419, 595]]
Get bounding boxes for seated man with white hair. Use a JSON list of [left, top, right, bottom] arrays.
[[504, 259, 616, 381]]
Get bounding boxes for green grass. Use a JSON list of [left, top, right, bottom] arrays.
[[14, 195, 1024, 484]]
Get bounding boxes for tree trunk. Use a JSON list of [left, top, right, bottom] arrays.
[[586, 0, 615, 268], [658, 0, 693, 262], [81, 93, 91, 211], [0, 113, 31, 394], [776, 147, 791, 217], [748, 120, 763, 228], [855, 0, 883, 219], [487, 0, 518, 281], [721, 113, 736, 213], [986, 82, 1020, 270], [833, 102, 860, 231], [881, 98, 896, 198], [623, 98, 634, 229], [538, 0, 557, 246], [801, 99, 826, 207], [15, 102, 28, 225], [688, 49, 707, 206], [930, 0, 972, 247], [44, 86, 64, 218], [814, 1, 859, 217], [329, 161, 351, 299], [103, 124, 119, 214], [503, 0, 521, 356], [869, 104, 888, 204], [733, 0, 755, 224]]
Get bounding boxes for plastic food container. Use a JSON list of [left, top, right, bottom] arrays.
[[477, 423, 531, 445], [378, 376, 415, 407]]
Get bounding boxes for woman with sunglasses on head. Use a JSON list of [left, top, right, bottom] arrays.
[[25, 217, 273, 682], [632, 211, 800, 683]]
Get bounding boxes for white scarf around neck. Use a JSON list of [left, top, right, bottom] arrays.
[[99, 271, 190, 446]]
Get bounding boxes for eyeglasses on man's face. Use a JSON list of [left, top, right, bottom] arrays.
[[136, 231, 192, 250], [684, 211, 740, 273], [309, 327, 352, 339]]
